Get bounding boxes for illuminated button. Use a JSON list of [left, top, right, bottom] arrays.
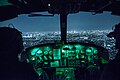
[[44, 56, 48, 60], [44, 51, 48, 55], [48, 4, 51, 7], [76, 55, 79, 59], [81, 55, 85, 58], [81, 60, 85, 63], [86, 48, 92, 53], [31, 48, 39, 55], [31, 57, 35, 61], [38, 57, 42, 60], [50, 61, 59, 67], [39, 57, 43, 62], [49, 56, 52, 60], [62, 50, 65, 53], [56, 71, 63, 75], [39, 57, 42, 60], [86, 48, 93, 56], [94, 50, 98, 54], [44, 62, 48, 64], [37, 50, 42, 55], [31, 52, 36, 56], [88, 56, 91, 62], [49, 51, 53, 55], [37, 57, 42, 63]]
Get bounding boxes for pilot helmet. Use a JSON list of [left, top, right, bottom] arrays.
[[0, 27, 23, 55]]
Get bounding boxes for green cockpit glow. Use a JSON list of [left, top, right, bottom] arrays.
[[81, 55, 85, 58], [0, 0, 12, 6], [56, 71, 63, 75], [75, 45, 84, 50], [81, 60, 85, 63], [44, 51, 48, 55], [86, 48, 92, 53], [31, 48, 40, 55], [88, 56, 91, 62], [37, 50, 42, 54], [44, 46, 51, 51], [101, 58, 109, 64], [63, 45, 72, 50], [94, 49, 98, 54], [26, 43, 108, 68], [81, 49, 85, 54], [31, 57, 35, 60]]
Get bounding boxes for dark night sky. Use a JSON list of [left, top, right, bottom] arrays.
[[0, 12, 120, 32]]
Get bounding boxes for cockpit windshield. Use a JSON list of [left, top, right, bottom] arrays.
[[0, 0, 120, 80]]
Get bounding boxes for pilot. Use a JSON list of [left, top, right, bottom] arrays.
[[101, 23, 120, 80], [0, 27, 39, 80]]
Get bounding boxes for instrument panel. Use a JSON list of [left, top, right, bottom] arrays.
[[25, 42, 109, 68]]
